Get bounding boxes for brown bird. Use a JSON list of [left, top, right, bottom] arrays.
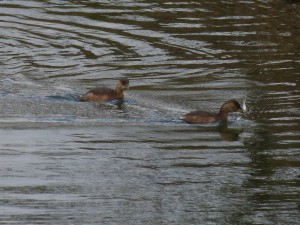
[[80, 78, 129, 101], [181, 99, 243, 124]]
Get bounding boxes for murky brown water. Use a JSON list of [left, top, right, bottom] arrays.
[[0, 0, 299, 224]]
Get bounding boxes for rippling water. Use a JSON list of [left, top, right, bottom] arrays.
[[0, 0, 299, 224]]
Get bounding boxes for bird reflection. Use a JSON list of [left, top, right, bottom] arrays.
[[217, 122, 241, 141]]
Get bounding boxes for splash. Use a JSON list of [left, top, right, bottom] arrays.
[[242, 99, 247, 112]]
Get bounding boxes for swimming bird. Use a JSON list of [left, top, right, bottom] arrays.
[[181, 99, 243, 124], [80, 78, 129, 101]]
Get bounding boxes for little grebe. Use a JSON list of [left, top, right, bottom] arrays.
[[181, 99, 243, 124], [80, 78, 129, 101]]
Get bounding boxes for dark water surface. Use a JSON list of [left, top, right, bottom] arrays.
[[0, 0, 299, 224]]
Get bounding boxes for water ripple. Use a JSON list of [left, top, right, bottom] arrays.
[[0, 1, 299, 224]]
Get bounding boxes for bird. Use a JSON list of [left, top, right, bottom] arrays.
[[80, 78, 129, 101], [181, 99, 243, 124]]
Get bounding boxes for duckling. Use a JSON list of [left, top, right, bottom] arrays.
[[181, 99, 243, 124], [80, 78, 129, 101]]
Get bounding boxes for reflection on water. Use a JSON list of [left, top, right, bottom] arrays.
[[218, 122, 241, 141], [0, 0, 299, 224]]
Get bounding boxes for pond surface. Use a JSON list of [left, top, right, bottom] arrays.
[[0, 0, 299, 224]]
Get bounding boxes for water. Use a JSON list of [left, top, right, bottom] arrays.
[[0, 0, 299, 224]]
